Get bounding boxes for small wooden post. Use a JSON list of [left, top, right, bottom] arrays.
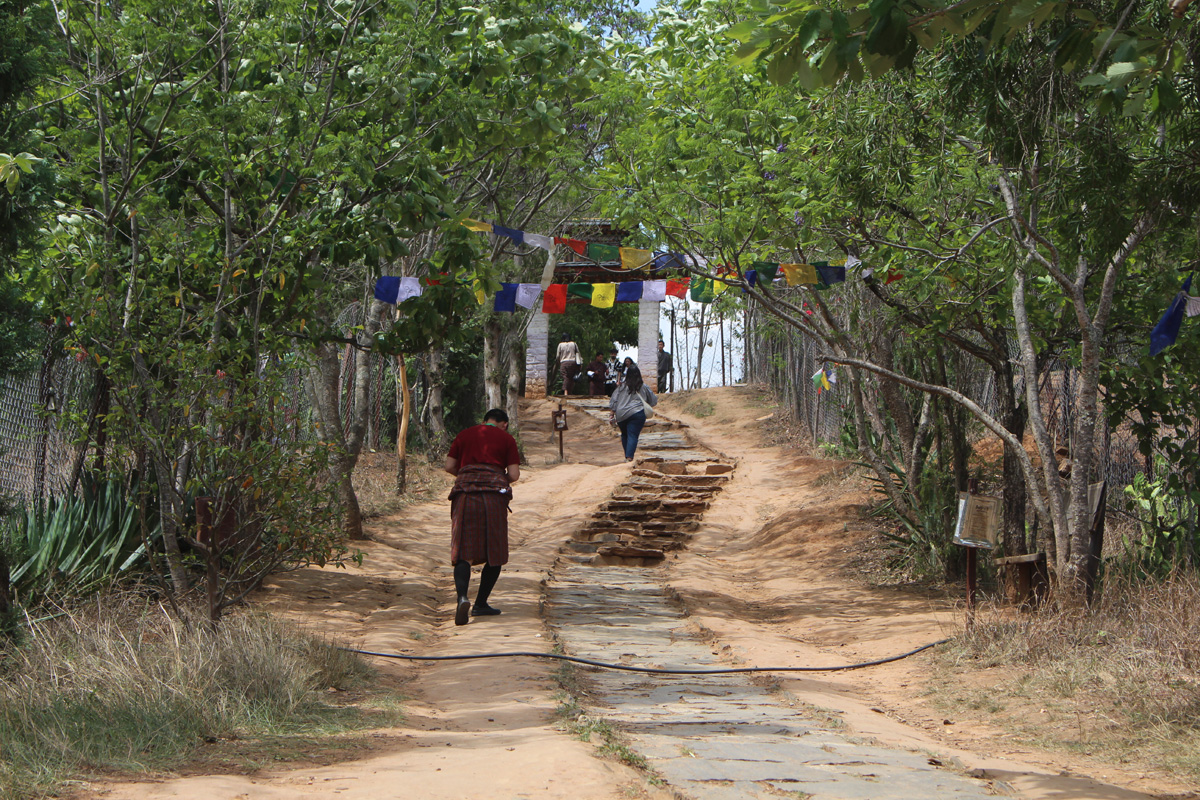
[[964, 478, 980, 630], [965, 546, 978, 629], [552, 403, 568, 462]]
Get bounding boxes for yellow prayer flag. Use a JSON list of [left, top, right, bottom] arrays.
[[591, 283, 616, 308], [781, 263, 818, 285], [619, 247, 653, 270], [462, 218, 493, 233], [472, 280, 487, 305]]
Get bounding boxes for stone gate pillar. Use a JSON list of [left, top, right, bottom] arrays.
[[637, 299, 660, 390], [524, 310, 549, 399]]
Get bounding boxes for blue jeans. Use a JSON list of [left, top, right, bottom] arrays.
[[617, 411, 647, 460]]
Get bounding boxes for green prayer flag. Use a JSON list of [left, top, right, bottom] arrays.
[[752, 261, 780, 284], [689, 277, 715, 303], [587, 243, 619, 263], [568, 282, 594, 300]]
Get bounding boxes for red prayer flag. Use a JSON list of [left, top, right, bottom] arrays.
[[542, 283, 568, 313], [554, 237, 587, 256], [885, 271, 904, 285], [665, 279, 689, 298]]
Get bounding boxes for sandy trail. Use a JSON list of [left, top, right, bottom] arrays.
[[93, 389, 1188, 800]]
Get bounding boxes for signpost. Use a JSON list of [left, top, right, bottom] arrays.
[[953, 480, 1000, 628], [552, 403, 568, 462]]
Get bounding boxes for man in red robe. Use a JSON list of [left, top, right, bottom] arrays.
[[444, 409, 521, 625]]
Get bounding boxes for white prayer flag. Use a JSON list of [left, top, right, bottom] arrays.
[[524, 233, 554, 251], [846, 255, 861, 269], [1186, 295, 1200, 318], [642, 280, 667, 302], [515, 283, 541, 309], [539, 249, 558, 290], [397, 276, 423, 302]]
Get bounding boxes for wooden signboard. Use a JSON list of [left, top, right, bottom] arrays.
[[952, 492, 1001, 550]]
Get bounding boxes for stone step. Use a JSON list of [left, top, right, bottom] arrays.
[[628, 475, 727, 488], [601, 495, 713, 507], [593, 511, 703, 525], [659, 499, 710, 514], [630, 471, 729, 488], [617, 485, 718, 496], [581, 519, 641, 533], [641, 520, 700, 533], [602, 499, 661, 512], [563, 540, 599, 554], [597, 543, 666, 560], [579, 531, 624, 543]]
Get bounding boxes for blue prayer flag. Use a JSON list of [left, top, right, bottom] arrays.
[[815, 265, 846, 286], [494, 282, 518, 313], [615, 282, 644, 302], [1150, 275, 1193, 356], [374, 276, 400, 304], [492, 225, 524, 244], [651, 252, 686, 271]]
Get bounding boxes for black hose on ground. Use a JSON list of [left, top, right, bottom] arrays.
[[341, 638, 950, 675]]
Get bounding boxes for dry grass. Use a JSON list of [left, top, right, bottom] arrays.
[[0, 598, 397, 799], [355, 451, 451, 521], [934, 572, 1200, 782]]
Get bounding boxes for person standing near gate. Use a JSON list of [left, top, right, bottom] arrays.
[[586, 352, 607, 397], [444, 408, 521, 626], [556, 337, 582, 395], [657, 340, 674, 393], [605, 348, 620, 396]]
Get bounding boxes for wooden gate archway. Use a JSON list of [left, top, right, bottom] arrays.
[[524, 220, 663, 398]]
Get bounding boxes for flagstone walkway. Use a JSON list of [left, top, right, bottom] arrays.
[[545, 401, 1006, 799]]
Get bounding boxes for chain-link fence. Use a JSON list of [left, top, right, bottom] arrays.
[[0, 343, 95, 507], [0, 303, 412, 508], [744, 289, 1169, 510]]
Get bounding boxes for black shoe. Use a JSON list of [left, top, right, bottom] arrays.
[[471, 603, 501, 617], [455, 596, 471, 626]]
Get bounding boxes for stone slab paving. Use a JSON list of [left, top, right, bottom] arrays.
[[544, 566, 1005, 800]]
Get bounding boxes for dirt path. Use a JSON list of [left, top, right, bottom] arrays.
[[93, 388, 1186, 800]]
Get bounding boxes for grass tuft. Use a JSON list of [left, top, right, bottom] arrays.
[[937, 571, 1200, 782], [0, 599, 389, 799]]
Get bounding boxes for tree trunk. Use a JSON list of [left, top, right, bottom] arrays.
[[997, 357, 1029, 556], [483, 318, 503, 410], [427, 343, 448, 455], [395, 353, 410, 494], [506, 332, 522, 432], [157, 458, 191, 595], [307, 300, 385, 539], [720, 316, 726, 386]]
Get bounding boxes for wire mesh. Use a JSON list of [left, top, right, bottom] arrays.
[[744, 290, 1153, 503], [0, 351, 95, 507]]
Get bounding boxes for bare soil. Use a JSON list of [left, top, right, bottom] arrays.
[[89, 386, 1196, 800]]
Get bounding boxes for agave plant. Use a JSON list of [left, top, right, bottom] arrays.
[[2, 474, 159, 598]]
